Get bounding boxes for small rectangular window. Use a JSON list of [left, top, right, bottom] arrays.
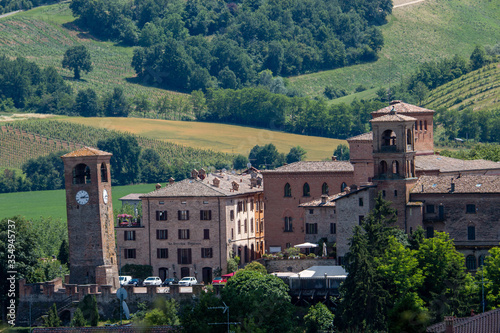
[[466, 204, 476, 214], [468, 226, 476, 240], [156, 229, 168, 240], [309, 209, 314, 214], [157, 248, 168, 258], [124, 230, 136, 241], [201, 248, 213, 258], [156, 211, 167, 221], [359, 198, 364, 207], [178, 210, 190, 220], [238, 221, 241, 234], [230, 210, 235, 221], [284, 217, 293, 232], [200, 210, 212, 220], [124, 249, 136, 259], [358, 216, 364, 225], [286, 243, 291, 248], [250, 218, 254, 233], [330, 223, 336, 234], [204, 229, 210, 239], [394, 190, 398, 197], [305, 223, 318, 234], [177, 249, 192, 264], [426, 205, 435, 214], [178, 229, 190, 239], [382, 190, 386, 198]]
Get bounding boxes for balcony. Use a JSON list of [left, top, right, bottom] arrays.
[[116, 214, 143, 228]]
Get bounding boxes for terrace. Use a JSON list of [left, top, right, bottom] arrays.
[[116, 214, 142, 228]]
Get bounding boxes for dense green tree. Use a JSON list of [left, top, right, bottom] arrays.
[[45, 303, 61, 327], [103, 87, 131, 117], [142, 298, 180, 326], [97, 135, 141, 185], [79, 295, 99, 326], [304, 303, 335, 333], [469, 45, 488, 71], [479, 247, 500, 310], [333, 144, 350, 161], [139, 148, 168, 183], [74, 88, 100, 117], [181, 289, 225, 333], [21, 151, 66, 191], [134, 94, 152, 118], [242, 261, 267, 275], [286, 146, 307, 164], [222, 270, 295, 333], [62, 45, 93, 80], [248, 143, 285, 169], [233, 154, 249, 170], [57, 239, 69, 266], [71, 308, 87, 327]]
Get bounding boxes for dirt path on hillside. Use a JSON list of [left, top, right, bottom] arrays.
[[0, 10, 22, 19], [0, 113, 54, 122], [393, 0, 425, 9]]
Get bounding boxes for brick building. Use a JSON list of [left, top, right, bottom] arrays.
[[116, 169, 264, 283]]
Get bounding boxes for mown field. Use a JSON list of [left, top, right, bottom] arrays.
[[0, 3, 187, 105], [423, 63, 500, 111], [288, 0, 500, 100], [58, 117, 346, 161], [0, 183, 157, 221]]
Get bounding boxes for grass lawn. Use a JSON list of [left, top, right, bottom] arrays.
[[288, 0, 500, 99], [58, 116, 346, 161], [0, 183, 157, 221]]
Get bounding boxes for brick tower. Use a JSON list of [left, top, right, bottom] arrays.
[[61, 147, 119, 288], [370, 107, 418, 231]]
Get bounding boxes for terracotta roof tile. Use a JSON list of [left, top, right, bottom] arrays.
[[410, 175, 500, 194], [119, 193, 143, 201], [140, 173, 263, 198], [427, 309, 500, 333], [61, 147, 111, 158], [369, 113, 417, 123], [372, 101, 434, 115], [299, 193, 344, 207], [262, 161, 353, 173], [347, 132, 373, 142], [415, 155, 500, 173]]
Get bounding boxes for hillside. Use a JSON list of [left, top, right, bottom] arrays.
[[0, 3, 186, 105], [288, 0, 500, 100], [58, 117, 346, 161], [423, 63, 500, 111]]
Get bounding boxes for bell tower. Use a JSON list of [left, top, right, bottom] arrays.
[[370, 107, 418, 230], [61, 147, 119, 288]]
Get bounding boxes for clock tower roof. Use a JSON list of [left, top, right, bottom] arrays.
[[61, 147, 112, 158]]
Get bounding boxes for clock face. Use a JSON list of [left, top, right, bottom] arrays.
[[103, 189, 108, 204], [76, 190, 89, 205]]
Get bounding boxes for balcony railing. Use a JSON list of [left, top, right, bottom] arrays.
[[117, 215, 142, 228]]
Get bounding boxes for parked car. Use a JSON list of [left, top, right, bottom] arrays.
[[178, 277, 198, 286], [119, 276, 132, 286], [212, 277, 227, 284], [143, 276, 162, 286], [162, 277, 179, 286], [127, 278, 143, 287]]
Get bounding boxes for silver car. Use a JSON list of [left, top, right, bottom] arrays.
[[143, 276, 162, 286], [178, 277, 198, 286]]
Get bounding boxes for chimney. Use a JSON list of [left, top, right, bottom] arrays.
[[332, 156, 337, 161], [344, 186, 351, 194], [155, 183, 161, 190], [191, 169, 199, 179], [444, 316, 455, 333], [451, 180, 455, 193], [213, 178, 220, 188], [321, 195, 328, 204], [232, 181, 239, 191], [350, 184, 358, 191], [168, 177, 175, 185], [199, 168, 206, 180], [421, 184, 424, 192]]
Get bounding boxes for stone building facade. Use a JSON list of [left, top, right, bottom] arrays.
[[116, 170, 264, 283], [261, 161, 353, 253], [61, 147, 119, 288]]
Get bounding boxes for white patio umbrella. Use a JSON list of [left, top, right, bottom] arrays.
[[294, 242, 319, 249]]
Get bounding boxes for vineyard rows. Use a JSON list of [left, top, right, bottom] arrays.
[[4, 119, 234, 168], [424, 64, 500, 111]]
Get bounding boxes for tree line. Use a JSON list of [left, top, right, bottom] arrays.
[[69, 0, 389, 92], [0, 0, 58, 14]]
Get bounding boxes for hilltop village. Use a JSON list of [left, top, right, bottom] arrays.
[[12, 101, 500, 332]]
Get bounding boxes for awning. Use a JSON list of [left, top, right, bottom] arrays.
[[294, 242, 319, 248]]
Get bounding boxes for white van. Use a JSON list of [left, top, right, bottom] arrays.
[[119, 276, 132, 286]]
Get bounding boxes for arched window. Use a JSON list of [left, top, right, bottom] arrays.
[[407, 129, 412, 145], [382, 130, 396, 146], [159, 267, 168, 281], [392, 160, 399, 175], [419, 121, 423, 130], [340, 182, 347, 192], [379, 161, 388, 174], [303, 183, 310, 197], [466, 255, 477, 271], [202, 267, 212, 284], [424, 120, 428, 131], [100, 162, 108, 182], [73, 163, 91, 184], [284, 183, 292, 197], [322, 182, 329, 195]]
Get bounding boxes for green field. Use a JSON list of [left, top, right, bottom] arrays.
[[288, 0, 500, 100], [0, 183, 157, 221], [423, 63, 500, 111], [58, 116, 346, 161], [0, 3, 186, 105]]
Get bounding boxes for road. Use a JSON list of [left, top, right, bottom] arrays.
[[394, 0, 425, 9], [0, 10, 22, 20]]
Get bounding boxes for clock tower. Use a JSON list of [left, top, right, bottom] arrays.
[[61, 147, 119, 288]]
